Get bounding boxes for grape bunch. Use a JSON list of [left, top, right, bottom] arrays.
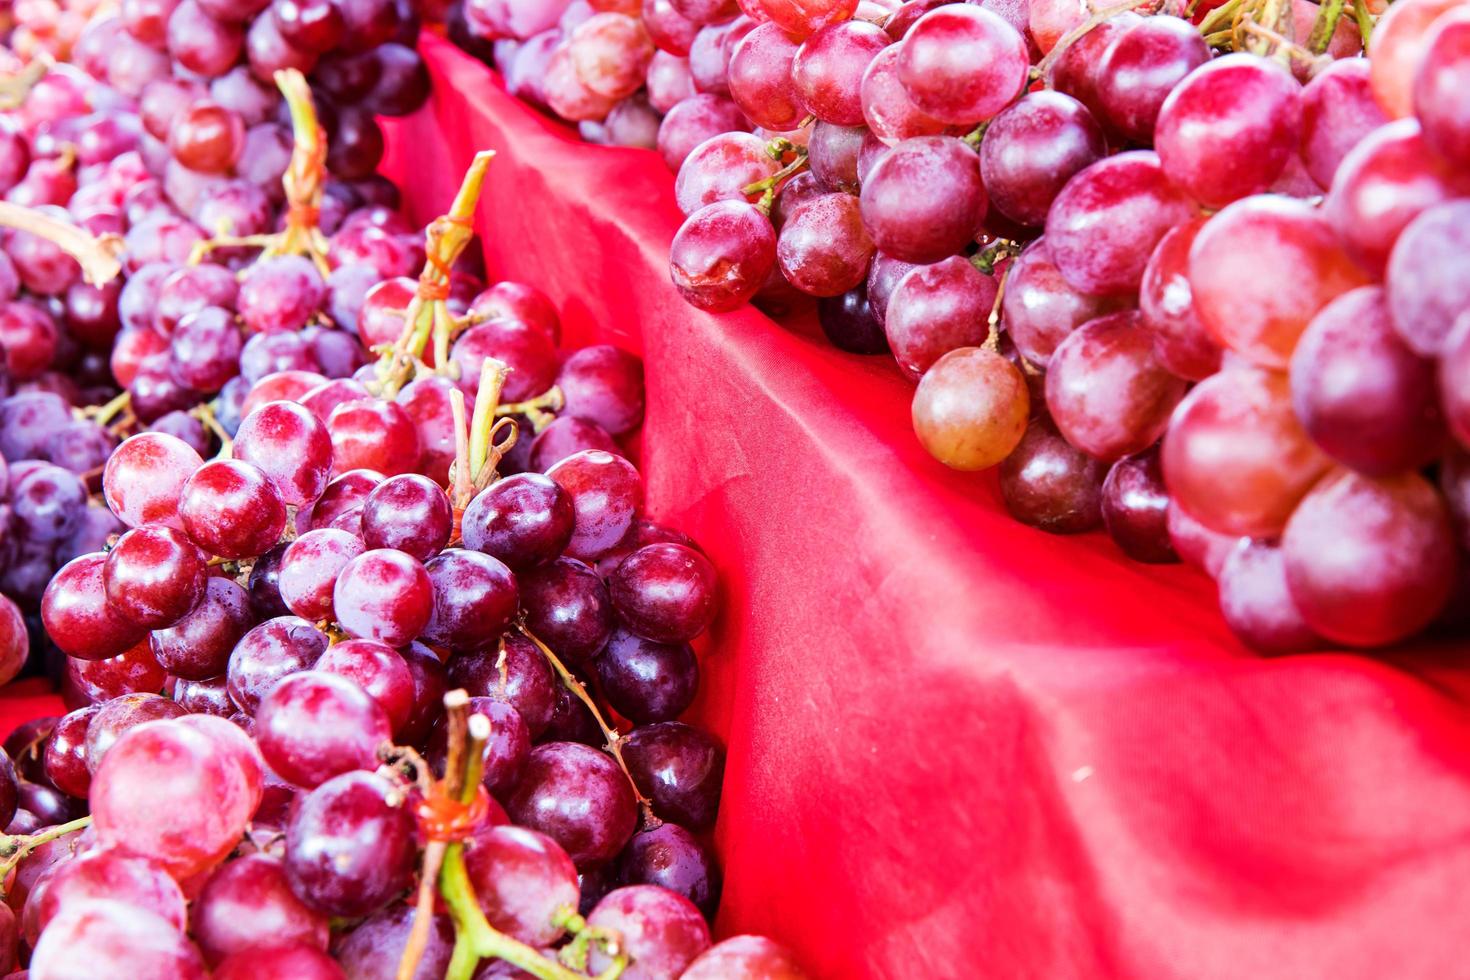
[[454, 0, 1469, 652]]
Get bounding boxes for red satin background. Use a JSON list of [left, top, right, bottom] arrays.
[[8, 31, 1470, 978]]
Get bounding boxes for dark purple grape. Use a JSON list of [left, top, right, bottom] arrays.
[[594, 627, 698, 724], [622, 721, 723, 830], [505, 741, 638, 869]]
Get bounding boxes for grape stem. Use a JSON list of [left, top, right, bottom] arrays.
[[1306, 0, 1344, 56], [497, 386, 564, 435], [0, 59, 47, 111], [516, 623, 659, 828], [374, 151, 496, 400], [78, 389, 132, 428], [190, 401, 235, 459], [1196, 0, 1245, 36], [0, 202, 124, 285], [0, 815, 91, 893], [1035, 0, 1166, 77], [429, 696, 626, 980], [188, 70, 333, 274], [1352, 1, 1373, 49], [743, 145, 810, 217], [1239, 19, 1328, 70]]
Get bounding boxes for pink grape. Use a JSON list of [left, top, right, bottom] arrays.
[[1137, 218, 1221, 381], [103, 431, 203, 530], [1044, 150, 1197, 298], [1093, 15, 1209, 145], [29, 899, 206, 980], [683, 936, 809, 979], [234, 400, 334, 506], [670, 202, 778, 313], [1369, 0, 1466, 119], [1162, 366, 1330, 538], [1282, 469, 1457, 647], [256, 670, 390, 788], [1300, 58, 1388, 190], [333, 548, 433, 646], [859, 135, 985, 263], [673, 131, 779, 217], [883, 256, 996, 380], [979, 91, 1106, 228], [911, 346, 1029, 470], [1323, 118, 1470, 278], [464, 825, 580, 946], [754, 0, 856, 38], [586, 885, 711, 979], [1154, 53, 1302, 209], [776, 191, 874, 296], [1386, 199, 1470, 357], [1216, 540, 1322, 654], [860, 45, 954, 144], [791, 19, 888, 125], [1044, 311, 1188, 462], [179, 458, 288, 559], [727, 22, 804, 131], [895, 6, 1028, 125], [1188, 194, 1367, 369], [1289, 286, 1445, 475], [1002, 238, 1127, 367]]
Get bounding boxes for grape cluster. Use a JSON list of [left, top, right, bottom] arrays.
[[0, 7, 802, 973], [458, 0, 1469, 654]]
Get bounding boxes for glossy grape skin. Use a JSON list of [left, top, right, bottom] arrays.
[[859, 136, 984, 264], [529, 417, 618, 472], [622, 722, 722, 830], [775, 192, 874, 296], [26, 847, 187, 946], [860, 44, 954, 144], [1137, 218, 1220, 382], [66, 640, 168, 705], [997, 415, 1105, 534], [520, 557, 616, 665], [1099, 448, 1176, 564], [674, 132, 779, 216], [1001, 240, 1124, 368], [464, 825, 580, 946], [1412, 8, 1470, 168], [657, 94, 750, 172], [1044, 312, 1187, 463], [979, 91, 1106, 229], [451, 317, 559, 403], [309, 640, 412, 738], [682, 935, 809, 979], [1045, 151, 1197, 298], [670, 200, 778, 313], [227, 616, 329, 714], [461, 473, 575, 572], [1300, 58, 1388, 190], [1369, 0, 1465, 119], [172, 675, 235, 717], [239, 256, 326, 335], [333, 549, 433, 647], [450, 635, 559, 738], [284, 770, 417, 917], [1093, 15, 1208, 144], [896, 6, 1027, 125], [1215, 539, 1321, 655], [278, 528, 364, 623], [1323, 119, 1470, 278], [420, 548, 519, 652], [1289, 286, 1444, 475], [29, 899, 207, 980], [86, 693, 191, 775], [257, 670, 390, 789], [1154, 54, 1301, 208], [102, 526, 207, 630], [168, 307, 242, 393], [912, 347, 1029, 471], [212, 943, 344, 979], [336, 903, 455, 980], [328, 398, 422, 477], [506, 742, 638, 869], [1189, 195, 1367, 369], [92, 718, 258, 879], [616, 824, 718, 919], [1162, 366, 1330, 538], [308, 468, 384, 537], [546, 450, 644, 560], [609, 543, 718, 645], [44, 706, 99, 799], [179, 458, 288, 559], [103, 432, 203, 531], [592, 627, 697, 724], [356, 474, 452, 561], [234, 400, 334, 507], [884, 256, 997, 380], [791, 19, 888, 126], [585, 885, 711, 979], [727, 22, 804, 130], [42, 553, 149, 661], [1282, 469, 1457, 647]]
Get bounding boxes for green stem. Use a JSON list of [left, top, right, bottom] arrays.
[[468, 359, 508, 485], [0, 202, 122, 285], [743, 150, 810, 216], [1307, 0, 1345, 52], [1354, 0, 1373, 50], [0, 816, 91, 891]]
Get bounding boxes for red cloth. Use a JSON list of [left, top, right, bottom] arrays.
[[6, 33, 1469, 979], [377, 35, 1470, 980]]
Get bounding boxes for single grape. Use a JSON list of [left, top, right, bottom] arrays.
[[858, 135, 985, 264], [895, 5, 1028, 125], [1137, 218, 1221, 381], [42, 553, 149, 661], [997, 415, 1105, 534], [1100, 448, 1176, 564], [421, 548, 520, 652], [1162, 366, 1330, 538], [791, 19, 889, 126], [102, 525, 207, 629], [234, 400, 334, 507], [622, 721, 724, 829], [670, 201, 777, 312], [464, 825, 580, 946], [979, 91, 1106, 228], [727, 22, 804, 131], [505, 742, 638, 868], [860, 44, 954, 144], [1216, 539, 1321, 654], [103, 431, 203, 531], [1094, 15, 1209, 144], [29, 900, 207, 980], [257, 670, 391, 788], [1189, 194, 1368, 368], [595, 627, 698, 723], [1282, 469, 1457, 647], [912, 346, 1029, 470], [335, 903, 455, 980], [776, 191, 874, 296], [586, 885, 711, 978], [227, 616, 329, 714], [1369, 0, 1466, 118], [682, 935, 808, 979], [1044, 312, 1187, 462], [546, 450, 644, 560], [179, 458, 288, 559], [884, 256, 997, 380], [333, 548, 433, 647], [1290, 285, 1445, 475], [283, 770, 417, 917], [1300, 58, 1388, 190]]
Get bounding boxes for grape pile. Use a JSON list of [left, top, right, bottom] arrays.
[[455, 0, 1468, 655], [0, 7, 802, 972]]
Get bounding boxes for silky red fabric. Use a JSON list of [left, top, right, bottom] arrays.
[[5, 32, 1470, 978]]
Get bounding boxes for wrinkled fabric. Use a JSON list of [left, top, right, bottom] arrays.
[[7, 32, 1470, 979]]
